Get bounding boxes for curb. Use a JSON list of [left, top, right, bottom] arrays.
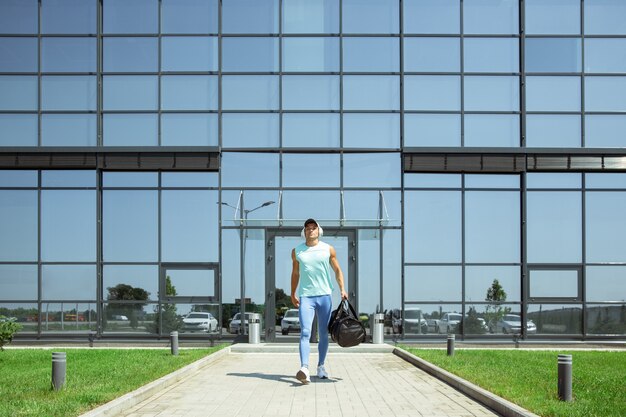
[[78, 346, 231, 417], [393, 347, 541, 417]]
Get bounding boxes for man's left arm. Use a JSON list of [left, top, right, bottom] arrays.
[[329, 246, 348, 300]]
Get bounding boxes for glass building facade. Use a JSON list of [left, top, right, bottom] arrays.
[[0, 0, 625, 341]]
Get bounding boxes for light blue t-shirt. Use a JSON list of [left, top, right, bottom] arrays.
[[295, 241, 333, 297]]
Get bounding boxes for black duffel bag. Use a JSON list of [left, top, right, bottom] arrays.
[[328, 299, 366, 347]]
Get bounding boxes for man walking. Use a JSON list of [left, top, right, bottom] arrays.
[[291, 218, 348, 384]]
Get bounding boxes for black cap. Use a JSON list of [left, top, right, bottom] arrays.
[[304, 218, 318, 227]]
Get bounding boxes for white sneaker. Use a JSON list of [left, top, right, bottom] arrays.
[[296, 366, 310, 384], [317, 365, 328, 379]]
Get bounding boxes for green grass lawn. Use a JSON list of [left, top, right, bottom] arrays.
[[0, 346, 226, 417], [402, 347, 626, 417]]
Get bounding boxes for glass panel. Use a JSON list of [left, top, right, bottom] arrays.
[[466, 266, 520, 302], [102, 172, 158, 188], [343, 75, 399, 111], [282, 154, 340, 187], [178, 304, 221, 334], [161, 37, 217, 72], [42, 0, 97, 34], [530, 270, 578, 299], [0, 191, 37, 262], [404, 114, 460, 147], [526, 115, 581, 148], [41, 302, 97, 332], [103, 76, 158, 110], [464, 76, 519, 111], [41, 114, 97, 146], [343, 37, 399, 72], [403, 37, 460, 72], [41, 76, 97, 111], [526, 173, 582, 189], [164, 269, 215, 298], [222, 76, 279, 110], [403, 0, 460, 34], [41, 37, 96, 73], [465, 175, 519, 189], [527, 304, 582, 334], [584, 0, 626, 35], [103, 265, 158, 301], [161, 172, 218, 188], [221, 153, 279, 188], [161, 113, 218, 146], [525, 0, 579, 35], [462, 305, 499, 335], [161, 0, 218, 34], [404, 191, 461, 262], [222, 113, 279, 148], [41, 170, 95, 187], [220, 190, 278, 224], [282, 75, 339, 110], [220, 229, 240, 329], [222, 37, 278, 72], [343, 113, 399, 148], [161, 76, 218, 111], [399, 304, 462, 334], [0, 0, 38, 34], [0, 171, 38, 187], [403, 174, 461, 188], [525, 38, 581, 72], [586, 266, 626, 303], [586, 304, 626, 335], [0, 303, 38, 332], [464, 114, 519, 147], [526, 76, 580, 111], [342, 0, 399, 34], [585, 39, 626, 74], [103, 0, 158, 34], [0, 114, 38, 146], [162, 191, 218, 262], [585, 115, 626, 148], [0, 38, 37, 72], [383, 230, 402, 315], [465, 191, 520, 263], [586, 191, 626, 262], [343, 191, 384, 223], [42, 265, 96, 300], [103, 114, 158, 146], [405, 266, 461, 302], [404, 75, 460, 111], [274, 235, 302, 338], [463, 0, 518, 35], [103, 303, 157, 334], [282, 0, 339, 34], [282, 37, 339, 72], [281, 191, 340, 225], [103, 191, 158, 262], [464, 38, 519, 73], [585, 173, 626, 189], [103, 37, 158, 73], [585, 77, 626, 112], [222, 0, 279, 34], [343, 153, 400, 188], [0, 76, 37, 111], [282, 113, 339, 148]]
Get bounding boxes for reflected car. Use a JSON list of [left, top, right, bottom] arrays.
[[229, 312, 261, 334], [437, 313, 462, 334], [392, 308, 428, 334], [182, 312, 218, 333], [112, 315, 129, 321], [280, 309, 300, 335], [494, 314, 537, 334]]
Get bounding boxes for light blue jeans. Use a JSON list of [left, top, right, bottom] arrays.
[[299, 294, 332, 368]]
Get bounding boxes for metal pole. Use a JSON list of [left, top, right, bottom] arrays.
[[447, 334, 455, 356], [558, 354, 573, 401], [170, 331, 179, 356], [51, 352, 66, 391]]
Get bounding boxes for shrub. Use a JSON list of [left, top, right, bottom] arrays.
[[0, 315, 22, 351]]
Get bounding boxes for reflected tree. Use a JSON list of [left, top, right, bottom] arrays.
[[485, 279, 511, 332], [151, 275, 182, 334], [106, 283, 150, 329]]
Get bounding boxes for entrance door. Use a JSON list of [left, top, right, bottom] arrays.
[[264, 229, 356, 342]]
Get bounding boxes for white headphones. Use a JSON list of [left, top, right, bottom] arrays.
[[301, 223, 324, 239]]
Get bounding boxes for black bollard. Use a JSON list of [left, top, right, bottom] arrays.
[[558, 354, 573, 401], [170, 331, 179, 356], [447, 334, 455, 356], [51, 352, 66, 391]]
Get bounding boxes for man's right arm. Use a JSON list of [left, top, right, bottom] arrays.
[[290, 249, 300, 308]]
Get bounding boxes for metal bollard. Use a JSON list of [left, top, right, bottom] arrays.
[[372, 313, 385, 344], [170, 331, 179, 356], [248, 313, 261, 344], [558, 354, 573, 401], [447, 334, 455, 356], [51, 352, 66, 391]]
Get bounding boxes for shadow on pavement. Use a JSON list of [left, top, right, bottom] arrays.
[[227, 372, 340, 386]]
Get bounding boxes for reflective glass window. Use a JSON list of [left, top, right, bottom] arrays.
[[0, 114, 38, 146], [222, 76, 279, 110], [282, 0, 339, 34], [161, 76, 218, 110], [586, 304, 626, 335], [161, 0, 218, 34], [527, 192, 582, 263], [404, 174, 462, 188], [103, 191, 158, 262], [41, 190, 96, 262], [464, 114, 519, 147], [161, 114, 218, 146], [403, 37, 460, 72], [0, 38, 37, 72], [529, 270, 579, 299], [42, 265, 96, 301], [342, 0, 399, 34], [525, 38, 581, 72], [585, 0, 626, 35], [42, 0, 97, 34], [526, 173, 581, 189], [282, 190, 340, 224], [221, 153, 279, 187], [404, 0, 460, 34], [585, 39, 626, 74], [0, 191, 37, 262], [103, 114, 158, 146], [41, 37, 96, 73], [222, 37, 278, 72], [343, 37, 399, 72], [343, 190, 400, 225], [0, 265, 37, 300], [282, 113, 339, 148], [41, 76, 97, 111], [404, 75, 460, 111], [0, 76, 37, 111], [465, 266, 520, 302], [282, 38, 339, 72], [464, 76, 519, 111], [283, 75, 339, 110], [162, 37, 217, 72], [41, 302, 97, 331], [41, 170, 95, 188], [405, 191, 461, 262], [102, 172, 158, 188], [282, 154, 340, 187], [586, 191, 626, 263], [0, 0, 38, 34], [586, 266, 626, 302], [222, 113, 279, 148], [463, 0, 518, 35], [586, 174, 626, 189], [343, 75, 399, 110], [222, 0, 279, 34], [465, 191, 520, 263], [383, 231, 402, 308], [526, 115, 581, 148], [464, 175, 519, 189], [103, 0, 158, 34], [103, 37, 158, 72], [464, 38, 519, 73], [585, 77, 626, 112], [0, 171, 38, 187], [525, 0, 580, 35], [343, 114, 399, 149], [526, 76, 580, 112], [404, 114, 461, 147], [343, 153, 400, 188], [41, 114, 97, 146], [103, 76, 158, 110], [585, 115, 626, 148], [103, 265, 158, 301], [406, 266, 461, 302], [161, 172, 218, 188]]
